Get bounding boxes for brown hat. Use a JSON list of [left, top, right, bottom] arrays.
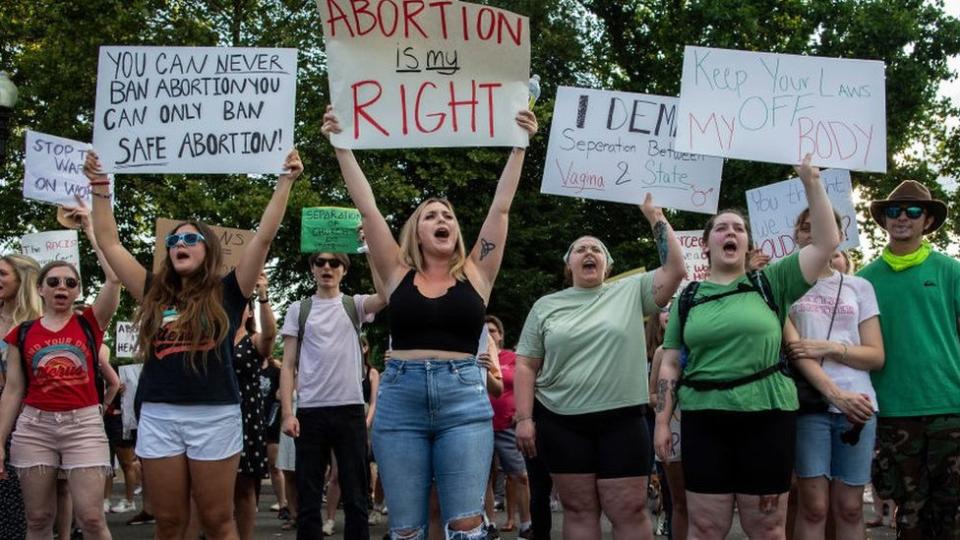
[[869, 180, 948, 235]]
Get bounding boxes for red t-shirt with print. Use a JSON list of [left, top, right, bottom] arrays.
[[4, 307, 104, 411]]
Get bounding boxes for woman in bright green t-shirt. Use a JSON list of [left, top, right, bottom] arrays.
[[653, 154, 840, 540]]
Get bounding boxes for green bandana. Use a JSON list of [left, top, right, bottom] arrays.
[[882, 241, 932, 272]]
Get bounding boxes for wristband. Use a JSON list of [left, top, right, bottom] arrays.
[[840, 343, 848, 363], [258, 297, 270, 303], [92, 191, 112, 199], [89, 180, 111, 186]]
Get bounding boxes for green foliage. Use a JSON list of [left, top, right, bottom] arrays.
[[0, 0, 958, 351]]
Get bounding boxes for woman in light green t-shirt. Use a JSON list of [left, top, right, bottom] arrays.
[[653, 154, 839, 540], [513, 195, 686, 540]]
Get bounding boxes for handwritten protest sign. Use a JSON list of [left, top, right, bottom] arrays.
[[746, 169, 860, 261], [118, 363, 143, 437], [153, 218, 254, 273], [301, 207, 362, 253], [115, 321, 137, 358], [93, 46, 297, 173], [676, 46, 886, 173], [541, 86, 724, 214], [21, 230, 81, 269], [317, 0, 530, 149], [676, 230, 709, 288], [23, 130, 115, 207]]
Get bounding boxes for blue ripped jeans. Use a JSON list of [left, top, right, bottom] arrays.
[[372, 358, 493, 540]]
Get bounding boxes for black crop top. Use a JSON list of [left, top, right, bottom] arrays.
[[389, 269, 485, 354]]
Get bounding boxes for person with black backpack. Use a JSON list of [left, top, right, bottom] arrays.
[[653, 154, 840, 539], [0, 253, 121, 540]]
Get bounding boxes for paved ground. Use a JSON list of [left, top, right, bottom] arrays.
[[103, 482, 897, 539]]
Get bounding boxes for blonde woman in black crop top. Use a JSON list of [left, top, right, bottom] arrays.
[[322, 105, 537, 540]]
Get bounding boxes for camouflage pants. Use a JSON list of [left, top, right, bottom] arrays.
[[872, 414, 960, 540]]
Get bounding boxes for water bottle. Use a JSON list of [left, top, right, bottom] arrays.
[[528, 74, 541, 109]]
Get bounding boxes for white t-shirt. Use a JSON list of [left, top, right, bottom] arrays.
[[281, 293, 373, 408], [788, 271, 881, 412]]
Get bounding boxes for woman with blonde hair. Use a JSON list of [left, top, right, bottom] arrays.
[[85, 148, 302, 540], [322, 104, 537, 540]]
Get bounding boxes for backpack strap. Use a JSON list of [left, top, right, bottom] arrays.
[[75, 315, 105, 405], [341, 295, 362, 336], [746, 271, 779, 315], [17, 320, 36, 384], [296, 296, 313, 364]]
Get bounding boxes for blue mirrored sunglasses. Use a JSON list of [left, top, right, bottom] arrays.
[[165, 232, 206, 248], [883, 206, 924, 220]]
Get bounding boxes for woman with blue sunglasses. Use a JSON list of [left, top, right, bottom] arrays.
[[84, 148, 302, 540]]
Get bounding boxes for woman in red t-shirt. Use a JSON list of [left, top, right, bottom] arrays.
[[0, 253, 121, 539]]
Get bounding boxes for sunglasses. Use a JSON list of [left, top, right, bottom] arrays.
[[884, 206, 924, 220], [45, 276, 80, 289], [312, 257, 343, 269], [165, 232, 206, 248]]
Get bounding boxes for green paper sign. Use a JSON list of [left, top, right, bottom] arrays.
[[301, 207, 363, 253]]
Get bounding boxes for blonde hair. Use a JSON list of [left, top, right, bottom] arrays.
[[0, 254, 42, 325], [398, 198, 467, 280]]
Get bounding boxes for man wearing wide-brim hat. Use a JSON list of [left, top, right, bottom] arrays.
[[858, 179, 960, 538]]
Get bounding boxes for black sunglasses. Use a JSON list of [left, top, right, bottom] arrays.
[[45, 276, 80, 289], [312, 257, 343, 269], [884, 205, 924, 220]]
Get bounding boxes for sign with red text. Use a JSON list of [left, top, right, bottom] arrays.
[[317, 0, 530, 149], [24, 130, 115, 207], [153, 218, 254, 273], [676, 230, 709, 288], [93, 46, 298, 173], [676, 46, 886, 173], [541, 86, 724, 214], [745, 168, 860, 261], [21, 230, 81, 270]]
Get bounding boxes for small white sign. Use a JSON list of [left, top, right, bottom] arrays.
[[541, 86, 724, 214], [93, 46, 298, 173], [676, 46, 886, 172], [23, 130, 114, 207], [746, 169, 860, 261], [115, 321, 137, 359], [21, 230, 81, 269]]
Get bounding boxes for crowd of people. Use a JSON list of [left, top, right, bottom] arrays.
[[0, 97, 956, 540]]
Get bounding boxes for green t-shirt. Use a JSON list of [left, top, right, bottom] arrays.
[[858, 251, 960, 417], [663, 252, 811, 412], [515, 270, 659, 415]]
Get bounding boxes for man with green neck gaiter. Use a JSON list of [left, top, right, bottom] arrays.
[[858, 180, 959, 539]]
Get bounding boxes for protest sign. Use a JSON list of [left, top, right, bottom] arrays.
[[676, 46, 886, 172], [118, 363, 143, 437], [115, 321, 137, 358], [746, 168, 860, 261], [676, 230, 709, 288], [23, 130, 115, 207], [93, 46, 297, 173], [541, 86, 724, 214], [21, 230, 81, 269], [301, 207, 362, 253], [317, 0, 530, 149], [153, 218, 254, 273]]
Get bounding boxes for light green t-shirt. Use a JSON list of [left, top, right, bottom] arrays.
[[663, 252, 811, 412], [515, 270, 659, 415], [858, 251, 960, 417]]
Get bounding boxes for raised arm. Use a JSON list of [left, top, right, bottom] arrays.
[[795, 153, 841, 283], [85, 151, 147, 302], [359, 228, 388, 315], [323, 106, 404, 295], [653, 348, 681, 461], [236, 150, 302, 297], [67, 200, 122, 329], [252, 273, 277, 359], [642, 193, 686, 307], [467, 110, 539, 301]]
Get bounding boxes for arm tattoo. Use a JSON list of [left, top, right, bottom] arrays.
[[653, 220, 669, 265], [655, 379, 676, 413], [480, 237, 496, 261]]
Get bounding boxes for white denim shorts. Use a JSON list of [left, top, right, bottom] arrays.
[[136, 402, 242, 461]]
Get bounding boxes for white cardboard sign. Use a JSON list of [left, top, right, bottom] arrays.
[[93, 46, 298, 173], [676, 46, 887, 172], [542, 86, 724, 214], [115, 321, 137, 359], [23, 130, 114, 207], [21, 230, 81, 269], [317, 0, 530, 149], [746, 169, 860, 261], [676, 230, 709, 289]]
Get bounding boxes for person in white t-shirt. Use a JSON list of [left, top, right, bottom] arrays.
[[279, 252, 386, 540], [783, 208, 885, 540]]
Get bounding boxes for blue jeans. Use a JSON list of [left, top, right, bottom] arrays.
[[795, 412, 877, 485], [372, 358, 493, 540]]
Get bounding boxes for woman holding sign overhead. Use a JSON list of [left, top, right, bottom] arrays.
[[654, 154, 839, 540], [84, 148, 302, 540], [322, 104, 537, 540]]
